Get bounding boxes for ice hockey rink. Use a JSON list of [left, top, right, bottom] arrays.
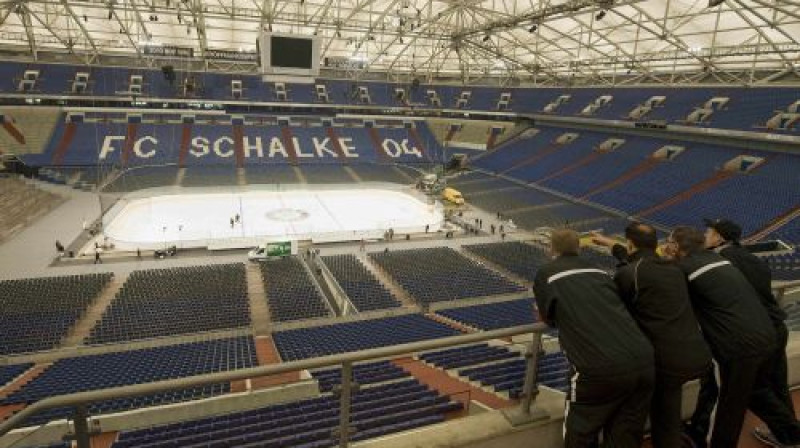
[[102, 184, 444, 250]]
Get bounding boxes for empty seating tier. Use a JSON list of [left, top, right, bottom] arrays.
[[1, 336, 257, 425], [0, 363, 34, 387], [322, 254, 401, 311], [112, 378, 461, 448], [467, 188, 559, 215], [507, 203, 610, 231], [765, 253, 800, 281], [785, 304, 800, 332], [369, 247, 525, 304], [87, 264, 250, 344], [459, 351, 570, 398], [349, 165, 410, 183], [300, 165, 354, 183], [310, 360, 410, 392], [436, 299, 537, 330], [463, 242, 549, 282], [580, 249, 619, 273], [182, 166, 239, 187], [273, 314, 461, 361], [259, 257, 331, 322], [101, 166, 179, 193], [0, 177, 63, 244], [419, 344, 520, 370], [0, 273, 113, 355], [769, 218, 800, 245]]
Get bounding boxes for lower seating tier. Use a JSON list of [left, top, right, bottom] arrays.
[[435, 299, 537, 331], [2, 337, 257, 426], [111, 378, 462, 448], [273, 314, 461, 361]]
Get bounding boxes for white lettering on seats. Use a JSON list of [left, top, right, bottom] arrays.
[[133, 136, 157, 158], [268, 137, 288, 158], [213, 137, 234, 157], [99, 136, 125, 160], [243, 136, 263, 158], [313, 137, 338, 157], [190, 137, 209, 157]]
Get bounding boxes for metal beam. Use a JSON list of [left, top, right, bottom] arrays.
[[60, 0, 99, 56], [18, 3, 38, 60]]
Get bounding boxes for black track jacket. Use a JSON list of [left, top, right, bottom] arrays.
[[613, 247, 712, 377], [675, 251, 776, 362], [534, 254, 654, 377], [712, 242, 786, 325]]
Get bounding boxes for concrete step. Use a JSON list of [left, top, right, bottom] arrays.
[[62, 274, 129, 347], [344, 166, 362, 183], [357, 253, 418, 308], [246, 263, 272, 336], [293, 166, 307, 184]]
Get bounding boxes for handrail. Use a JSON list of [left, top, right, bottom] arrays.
[[775, 280, 800, 306], [0, 323, 547, 442]]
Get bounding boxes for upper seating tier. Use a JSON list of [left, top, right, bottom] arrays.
[[1, 61, 798, 136]]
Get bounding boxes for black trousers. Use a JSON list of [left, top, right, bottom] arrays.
[[651, 370, 704, 448], [564, 366, 654, 448], [689, 324, 800, 445], [749, 323, 800, 443]]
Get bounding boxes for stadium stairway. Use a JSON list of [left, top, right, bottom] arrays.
[[392, 357, 514, 413], [499, 141, 565, 175], [503, 202, 564, 217], [425, 313, 480, 334], [0, 364, 50, 420], [581, 157, 661, 199], [250, 336, 302, 390], [174, 167, 186, 186], [62, 274, 127, 347], [90, 431, 118, 448], [457, 246, 534, 287], [0, 107, 61, 157], [392, 165, 416, 183], [636, 170, 735, 218], [302, 255, 341, 316], [246, 263, 272, 336], [534, 151, 603, 185], [357, 253, 418, 308], [344, 166, 362, 183], [293, 165, 308, 184], [746, 205, 800, 243]]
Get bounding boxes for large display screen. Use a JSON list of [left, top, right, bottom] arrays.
[[258, 32, 320, 77], [270, 36, 313, 69]]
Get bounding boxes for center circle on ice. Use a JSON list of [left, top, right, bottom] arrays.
[[266, 208, 310, 222]]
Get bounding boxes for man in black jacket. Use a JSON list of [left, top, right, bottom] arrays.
[[593, 223, 711, 448], [690, 219, 800, 447], [535, 229, 654, 447], [670, 226, 776, 448]]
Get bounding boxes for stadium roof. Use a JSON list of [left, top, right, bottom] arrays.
[[0, 0, 799, 84]]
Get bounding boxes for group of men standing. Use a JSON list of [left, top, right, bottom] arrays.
[[534, 220, 797, 447]]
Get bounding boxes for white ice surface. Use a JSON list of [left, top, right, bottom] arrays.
[[104, 187, 442, 250]]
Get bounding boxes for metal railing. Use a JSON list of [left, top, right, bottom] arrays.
[[0, 323, 548, 448], [776, 280, 800, 306]]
